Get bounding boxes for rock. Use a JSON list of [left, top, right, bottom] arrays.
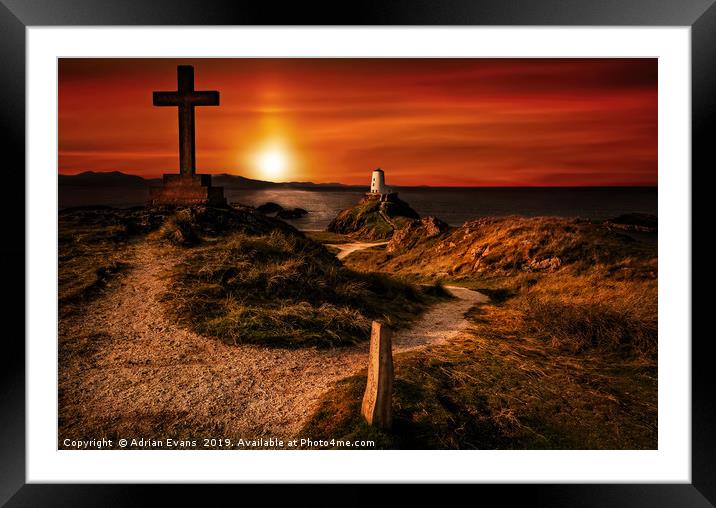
[[606, 213, 657, 231], [277, 208, 308, 219], [256, 202, 284, 214], [421, 216, 447, 237], [523, 257, 562, 272], [327, 194, 420, 240], [386, 216, 448, 254]]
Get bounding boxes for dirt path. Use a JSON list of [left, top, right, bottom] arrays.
[[59, 238, 487, 442], [333, 241, 388, 260]]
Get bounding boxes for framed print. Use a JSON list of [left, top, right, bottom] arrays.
[[2, 0, 710, 505]]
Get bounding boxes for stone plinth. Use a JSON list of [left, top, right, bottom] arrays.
[[361, 321, 394, 430], [148, 173, 226, 206]]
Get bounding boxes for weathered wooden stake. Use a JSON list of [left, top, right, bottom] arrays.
[[361, 321, 394, 430]]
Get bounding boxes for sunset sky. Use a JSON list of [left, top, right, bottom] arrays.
[[58, 58, 657, 187]]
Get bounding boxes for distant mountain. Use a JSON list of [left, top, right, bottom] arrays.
[[59, 171, 363, 190], [59, 171, 154, 187], [210, 173, 275, 189], [212, 173, 362, 190]]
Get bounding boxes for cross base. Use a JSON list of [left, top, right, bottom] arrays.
[[148, 173, 226, 207]]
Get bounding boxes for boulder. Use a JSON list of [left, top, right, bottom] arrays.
[[386, 216, 448, 254], [523, 257, 562, 272], [277, 208, 308, 219], [256, 202, 284, 214]]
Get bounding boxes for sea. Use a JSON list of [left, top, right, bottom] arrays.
[[59, 186, 657, 231]]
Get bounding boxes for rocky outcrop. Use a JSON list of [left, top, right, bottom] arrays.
[[256, 202, 309, 220], [277, 208, 308, 219], [327, 194, 420, 240], [256, 202, 283, 214], [522, 257, 562, 272], [604, 213, 657, 233], [386, 216, 448, 254], [348, 216, 656, 280]]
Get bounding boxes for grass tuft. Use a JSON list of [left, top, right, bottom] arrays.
[[165, 229, 444, 347], [160, 209, 201, 246], [516, 273, 657, 357]]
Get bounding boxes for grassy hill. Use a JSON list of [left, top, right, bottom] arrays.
[[303, 215, 658, 449], [356, 215, 655, 277], [347, 215, 657, 356], [59, 206, 658, 449], [327, 195, 420, 239], [159, 206, 445, 347], [58, 205, 446, 349]]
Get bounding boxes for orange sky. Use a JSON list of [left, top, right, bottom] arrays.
[[58, 58, 657, 186]]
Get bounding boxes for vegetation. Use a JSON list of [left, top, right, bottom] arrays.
[[352, 216, 655, 278], [515, 273, 657, 357], [59, 205, 446, 349], [345, 216, 657, 357], [303, 215, 658, 448], [304, 230, 353, 244], [302, 326, 657, 449], [161, 208, 445, 348], [58, 207, 163, 315], [326, 195, 419, 239], [59, 205, 658, 449], [159, 204, 294, 246]]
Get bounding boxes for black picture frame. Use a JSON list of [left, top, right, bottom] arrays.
[[1, 0, 708, 505]]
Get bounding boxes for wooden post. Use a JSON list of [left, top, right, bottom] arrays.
[[361, 321, 394, 430]]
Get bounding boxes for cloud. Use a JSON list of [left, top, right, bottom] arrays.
[[58, 58, 657, 186]]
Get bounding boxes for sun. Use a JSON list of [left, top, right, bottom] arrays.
[[256, 146, 288, 180]]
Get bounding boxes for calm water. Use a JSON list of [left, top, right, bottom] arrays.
[[59, 186, 657, 230]]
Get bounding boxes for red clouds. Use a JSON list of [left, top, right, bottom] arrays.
[[58, 58, 657, 186]]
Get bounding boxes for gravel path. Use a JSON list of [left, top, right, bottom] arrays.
[[59, 238, 487, 442]]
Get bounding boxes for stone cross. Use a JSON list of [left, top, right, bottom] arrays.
[[153, 65, 220, 176], [361, 321, 394, 430]]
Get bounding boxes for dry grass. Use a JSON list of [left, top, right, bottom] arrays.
[[59, 208, 657, 449], [516, 272, 657, 356], [327, 196, 418, 240], [349, 216, 655, 279], [303, 230, 353, 244], [164, 228, 444, 348], [158, 204, 295, 246], [345, 215, 657, 357], [58, 230, 461, 447], [303, 215, 657, 448], [302, 291, 657, 449], [59, 204, 444, 351], [58, 207, 163, 315]]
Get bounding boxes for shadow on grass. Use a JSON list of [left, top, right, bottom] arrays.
[[299, 371, 529, 450], [301, 310, 657, 450]]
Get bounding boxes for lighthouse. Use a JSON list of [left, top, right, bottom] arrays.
[[366, 168, 398, 203], [370, 168, 386, 194]]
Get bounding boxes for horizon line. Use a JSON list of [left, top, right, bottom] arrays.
[[58, 170, 658, 188]]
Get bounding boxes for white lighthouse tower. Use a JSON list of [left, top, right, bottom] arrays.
[[370, 168, 386, 194]]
